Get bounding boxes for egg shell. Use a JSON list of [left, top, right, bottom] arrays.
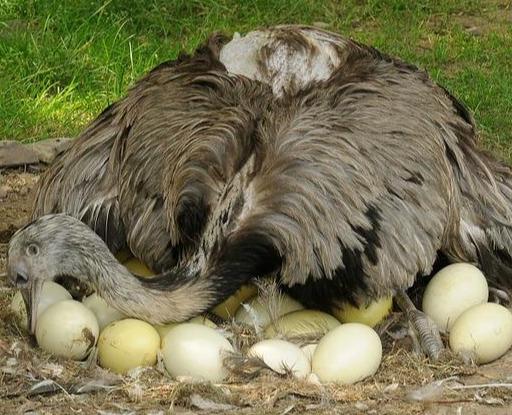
[[161, 323, 234, 382], [264, 309, 340, 338], [449, 303, 512, 364], [333, 296, 393, 327], [212, 284, 258, 319], [422, 263, 488, 332], [312, 323, 382, 384], [82, 293, 126, 330], [235, 294, 304, 328], [98, 319, 160, 374], [36, 300, 99, 360], [188, 316, 218, 328], [154, 322, 178, 340], [10, 281, 72, 331], [123, 258, 154, 277], [248, 339, 311, 378]]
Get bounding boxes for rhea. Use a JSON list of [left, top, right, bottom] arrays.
[[7, 26, 512, 361]]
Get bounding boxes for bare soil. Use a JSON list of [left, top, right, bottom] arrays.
[[1, 169, 512, 415]]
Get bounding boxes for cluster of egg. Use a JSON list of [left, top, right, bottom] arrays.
[[9, 259, 512, 384], [422, 263, 512, 363]]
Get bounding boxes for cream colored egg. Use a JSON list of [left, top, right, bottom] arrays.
[[189, 316, 218, 328], [333, 296, 393, 327], [301, 344, 317, 363], [235, 294, 303, 328], [10, 281, 72, 331], [449, 303, 512, 364], [98, 319, 160, 374], [36, 300, 99, 360], [212, 284, 258, 319], [161, 323, 234, 382], [82, 293, 126, 330], [123, 258, 154, 277], [248, 339, 310, 379], [312, 323, 382, 384], [264, 310, 340, 338], [154, 322, 178, 340], [422, 263, 488, 332]]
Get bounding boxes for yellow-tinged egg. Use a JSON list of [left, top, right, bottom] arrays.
[[422, 263, 488, 332], [264, 310, 340, 338], [449, 303, 512, 364], [212, 284, 258, 319], [161, 323, 234, 382], [333, 296, 393, 327], [123, 258, 154, 277], [248, 339, 310, 379], [10, 281, 72, 331], [98, 319, 160, 374], [235, 294, 304, 328], [154, 322, 178, 340], [312, 323, 382, 384], [82, 293, 126, 330], [36, 300, 99, 360], [188, 316, 217, 328]]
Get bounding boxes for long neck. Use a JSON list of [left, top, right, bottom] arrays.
[[90, 254, 214, 324]]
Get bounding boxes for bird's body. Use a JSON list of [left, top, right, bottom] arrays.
[[11, 26, 512, 329]]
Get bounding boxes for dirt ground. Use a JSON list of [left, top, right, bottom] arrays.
[[1, 169, 512, 415]]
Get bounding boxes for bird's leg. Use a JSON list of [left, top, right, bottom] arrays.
[[395, 290, 444, 361]]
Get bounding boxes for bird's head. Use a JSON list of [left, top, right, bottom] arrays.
[[7, 213, 108, 333]]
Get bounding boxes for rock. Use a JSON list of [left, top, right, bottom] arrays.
[[30, 138, 73, 164], [0, 141, 39, 167]]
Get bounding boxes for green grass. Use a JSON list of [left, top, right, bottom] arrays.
[[0, 0, 511, 158]]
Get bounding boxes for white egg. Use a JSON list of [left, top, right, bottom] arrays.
[[248, 339, 311, 379], [82, 293, 126, 330], [161, 323, 234, 382], [10, 281, 72, 331], [98, 319, 161, 374], [212, 284, 258, 319], [264, 309, 340, 338], [449, 303, 512, 364], [235, 294, 303, 328], [36, 300, 99, 360], [422, 263, 488, 332], [312, 323, 382, 384]]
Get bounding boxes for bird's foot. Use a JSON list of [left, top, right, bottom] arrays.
[[407, 309, 444, 361]]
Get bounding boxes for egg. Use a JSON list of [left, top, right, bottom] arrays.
[[248, 339, 311, 378], [264, 310, 340, 338], [212, 284, 258, 319], [10, 281, 72, 331], [449, 303, 512, 364], [161, 323, 234, 382], [188, 316, 218, 328], [123, 258, 154, 277], [422, 263, 488, 332], [312, 323, 382, 384], [98, 319, 160, 374], [235, 294, 304, 328], [36, 300, 99, 360], [154, 322, 178, 340], [332, 296, 393, 327], [82, 293, 126, 330]]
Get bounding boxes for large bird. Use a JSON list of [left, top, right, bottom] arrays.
[[7, 26, 512, 360]]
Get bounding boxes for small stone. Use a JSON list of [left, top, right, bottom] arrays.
[[30, 137, 73, 164], [0, 141, 39, 167]]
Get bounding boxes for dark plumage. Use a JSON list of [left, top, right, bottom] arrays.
[[7, 26, 512, 339]]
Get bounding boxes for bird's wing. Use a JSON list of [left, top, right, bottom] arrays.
[[250, 53, 469, 307]]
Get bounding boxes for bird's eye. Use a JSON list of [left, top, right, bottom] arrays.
[[26, 244, 39, 256]]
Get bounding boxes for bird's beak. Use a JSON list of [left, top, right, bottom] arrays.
[[21, 279, 43, 334]]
